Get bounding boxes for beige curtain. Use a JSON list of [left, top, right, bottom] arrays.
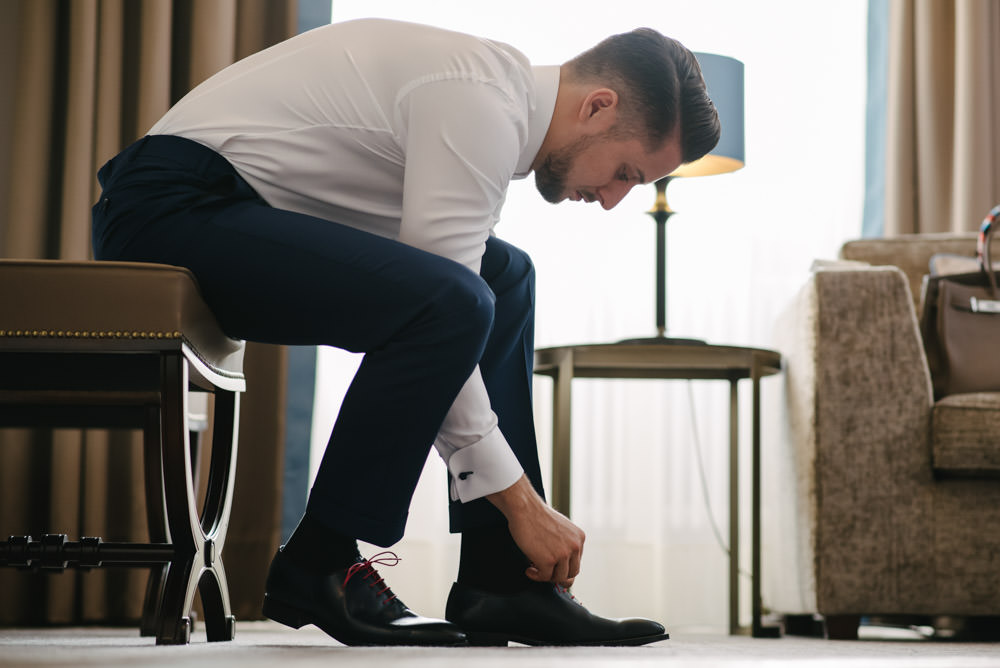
[[885, 0, 1000, 235], [0, 0, 296, 625]]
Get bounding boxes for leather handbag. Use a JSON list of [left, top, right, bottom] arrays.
[[920, 204, 1000, 398]]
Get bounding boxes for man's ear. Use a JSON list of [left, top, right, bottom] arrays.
[[578, 88, 619, 127]]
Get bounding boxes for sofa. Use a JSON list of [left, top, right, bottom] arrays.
[[763, 233, 1000, 639]]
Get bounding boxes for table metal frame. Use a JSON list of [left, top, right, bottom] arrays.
[[533, 342, 782, 637]]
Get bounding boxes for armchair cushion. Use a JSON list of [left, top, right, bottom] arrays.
[[932, 392, 1000, 476]]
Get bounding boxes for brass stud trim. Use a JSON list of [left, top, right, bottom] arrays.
[[0, 329, 182, 339]]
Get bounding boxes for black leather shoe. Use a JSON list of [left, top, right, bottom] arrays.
[[263, 548, 466, 646], [445, 580, 668, 646]]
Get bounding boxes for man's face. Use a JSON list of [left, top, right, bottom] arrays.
[[534, 130, 683, 210]]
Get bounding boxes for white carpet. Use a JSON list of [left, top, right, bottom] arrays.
[[1, 621, 999, 668]]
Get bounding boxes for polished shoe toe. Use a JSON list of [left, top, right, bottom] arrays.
[[445, 580, 668, 646], [263, 548, 466, 646]]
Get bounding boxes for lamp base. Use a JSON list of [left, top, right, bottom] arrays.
[[616, 334, 708, 346]]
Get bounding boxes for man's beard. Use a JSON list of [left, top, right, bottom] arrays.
[[533, 133, 601, 204]]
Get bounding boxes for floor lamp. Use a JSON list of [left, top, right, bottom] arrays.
[[621, 52, 745, 345]]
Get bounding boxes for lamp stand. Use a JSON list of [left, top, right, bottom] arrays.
[[619, 176, 706, 346]]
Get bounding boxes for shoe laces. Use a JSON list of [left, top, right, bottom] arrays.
[[343, 551, 400, 604], [557, 584, 583, 606]]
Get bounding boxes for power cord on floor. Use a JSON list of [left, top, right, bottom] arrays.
[[685, 380, 752, 581]]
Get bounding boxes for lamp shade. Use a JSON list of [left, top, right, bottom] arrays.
[[670, 52, 745, 178]]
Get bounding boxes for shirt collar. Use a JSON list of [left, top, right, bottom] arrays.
[[514, 65, 560, 178]]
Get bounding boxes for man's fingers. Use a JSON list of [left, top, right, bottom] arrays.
[[528, 567, 575, 590], [551, 558, 570, 585], [526, 554, 572, 583], [568, 549, 582, 581], [525, 563, 553, 582], [490, 476, 589, 586]]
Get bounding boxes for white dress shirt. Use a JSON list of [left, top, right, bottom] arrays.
[[150, 18, 559, 503]]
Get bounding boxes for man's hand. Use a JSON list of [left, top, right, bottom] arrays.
[[487, 474, 585, 587]]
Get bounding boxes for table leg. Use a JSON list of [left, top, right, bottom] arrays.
[[751, 359, 780, 638], [551, 347, 574, 517], [728, 379, 739, 635]]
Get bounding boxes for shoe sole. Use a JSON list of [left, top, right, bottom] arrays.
[[465, 631, 670, 647], [262, 594, 311, 630], [263, 594, 468, 647]]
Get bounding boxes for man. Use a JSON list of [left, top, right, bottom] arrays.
[[92, 18, 719, 647]]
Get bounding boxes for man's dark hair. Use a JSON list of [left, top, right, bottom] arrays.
[[565, 28, 720, 163]]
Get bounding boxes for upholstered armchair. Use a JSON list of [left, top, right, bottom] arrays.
[[763, 234, 1000, 639]]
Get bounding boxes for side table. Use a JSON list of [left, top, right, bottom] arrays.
[[533, 342, 782, 637]]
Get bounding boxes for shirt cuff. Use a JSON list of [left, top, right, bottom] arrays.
[[443, 426, 524, 503]]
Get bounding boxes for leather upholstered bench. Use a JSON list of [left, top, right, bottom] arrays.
[[0, 260, 245, 645]]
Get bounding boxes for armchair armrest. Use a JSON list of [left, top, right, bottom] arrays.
[[765, 266, 936, 615]]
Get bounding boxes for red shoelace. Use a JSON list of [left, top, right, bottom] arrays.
[[343, 551, 400, 604], [557, 584, 583, 605]]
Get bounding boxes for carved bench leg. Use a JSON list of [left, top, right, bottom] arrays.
[[142, 404, 209, 637], [154, 353, 200, 645], [198, 388, 239, 642], [152, 354, 239, 644], [200, 556, 236, 641]]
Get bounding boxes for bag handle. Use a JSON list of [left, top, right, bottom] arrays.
[[978, 204, 999, 298]]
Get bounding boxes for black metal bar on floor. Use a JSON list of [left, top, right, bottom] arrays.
[[0, 534, 175, 570]]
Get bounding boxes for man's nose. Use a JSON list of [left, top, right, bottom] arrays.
[[599, 182, 633, 210]]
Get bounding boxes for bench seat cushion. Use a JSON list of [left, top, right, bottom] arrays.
[[0, 260, 244, 380]]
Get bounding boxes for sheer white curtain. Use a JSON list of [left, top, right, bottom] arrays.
[[312, 0, 867, 632]]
